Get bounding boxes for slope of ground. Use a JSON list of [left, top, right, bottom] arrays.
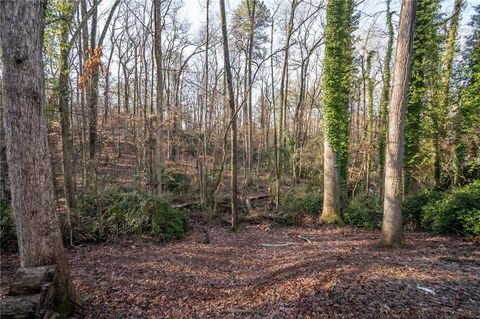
[[1, 224, 479, 318]]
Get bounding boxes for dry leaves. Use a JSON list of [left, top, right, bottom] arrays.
[[1, 225, 479, 318]]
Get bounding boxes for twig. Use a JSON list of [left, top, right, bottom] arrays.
[[221, 308, 264, 315], [297, 235, 312, 243], [259, 242, 296, 247]]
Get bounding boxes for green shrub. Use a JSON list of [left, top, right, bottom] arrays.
[[279, 186, 322, 225], [343, 192, 382, 229], [402, 188, 443, 229], [151, 199, 188, 242], [421, 180, 480, 235], [75, 187, 188, 242], [0, 200, 16, 251], [162, 166, 191, 193]]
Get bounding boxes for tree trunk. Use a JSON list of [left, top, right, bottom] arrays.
[[0, 79, 9, 202], [58, 15, 76, 246], [378, 0, 394, 198], [154, 0, 164, 194], [0, 0, 75, 313], [245, 0, 257, 185], [365, 51, 374, 192], [441, 0, 463, 185], [321, 140, 341, 223], [380, 0, 417, 247], [219, 0, 239, 230], [319, 0, 354, 224], [279, 0, 297, 170]]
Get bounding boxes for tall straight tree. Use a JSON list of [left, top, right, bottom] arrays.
[[319, 0, 354, 224], [404, 0, 441, 193], [378, 0, 394, 196], [154, 0, 164, 194], [380, 0, 417, 247], [455, 5, 480, 184], [439, 0, 464, 183], [0, 0, 75, 313], [220, 0, 239, 230]]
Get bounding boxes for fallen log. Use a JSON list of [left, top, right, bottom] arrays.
[[0, 265, 57, 319], [259, 242, 296, 247]]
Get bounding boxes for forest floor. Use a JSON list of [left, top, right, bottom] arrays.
[[1, 223, 479, 319]]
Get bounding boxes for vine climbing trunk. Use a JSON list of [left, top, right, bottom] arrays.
[[319, 0, 354, 224], [378, 0, 394, 198]]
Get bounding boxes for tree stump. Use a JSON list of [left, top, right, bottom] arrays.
[[0, 265, 57, 319]]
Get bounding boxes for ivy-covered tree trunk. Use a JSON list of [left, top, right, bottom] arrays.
[[404, 0, 441, 194], [455, 5, 480, 185], [439, 0, 463, 184], [380, 0, 417, 248], [0, 0, 75, 313], [319, 0, 354, 224], [378, 0, 393, 197]]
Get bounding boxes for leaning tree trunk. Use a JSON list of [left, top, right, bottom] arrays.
[[380, 0, 417, 247], [0, 0, 75, 313]]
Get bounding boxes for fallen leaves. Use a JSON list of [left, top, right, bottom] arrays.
[[1, 224, 479, 318]]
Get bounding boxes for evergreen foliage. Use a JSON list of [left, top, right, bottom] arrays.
[[422, 180, 480, 235], [279, 186, 323, 225], [75, 187, 188, 242], [343, 192, 382, 229], [455, 5, 480, 183], [0, 200, 16, 251]]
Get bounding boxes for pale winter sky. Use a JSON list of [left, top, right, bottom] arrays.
[[180, 0, 480, 36]]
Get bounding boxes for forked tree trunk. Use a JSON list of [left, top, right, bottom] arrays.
[[380, 0, 417, 247], [0, 0, 75, 313]]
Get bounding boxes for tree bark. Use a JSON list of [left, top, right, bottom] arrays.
[[219, 0, 239, 230], [0, 79, 9, 202], [0, 0, 75, 313], [58, 6, 76, 246], [380, 0, 417, 247], [154, 0, 164, 194]]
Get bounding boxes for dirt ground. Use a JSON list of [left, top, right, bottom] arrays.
[[1, 224, 479, 319]]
